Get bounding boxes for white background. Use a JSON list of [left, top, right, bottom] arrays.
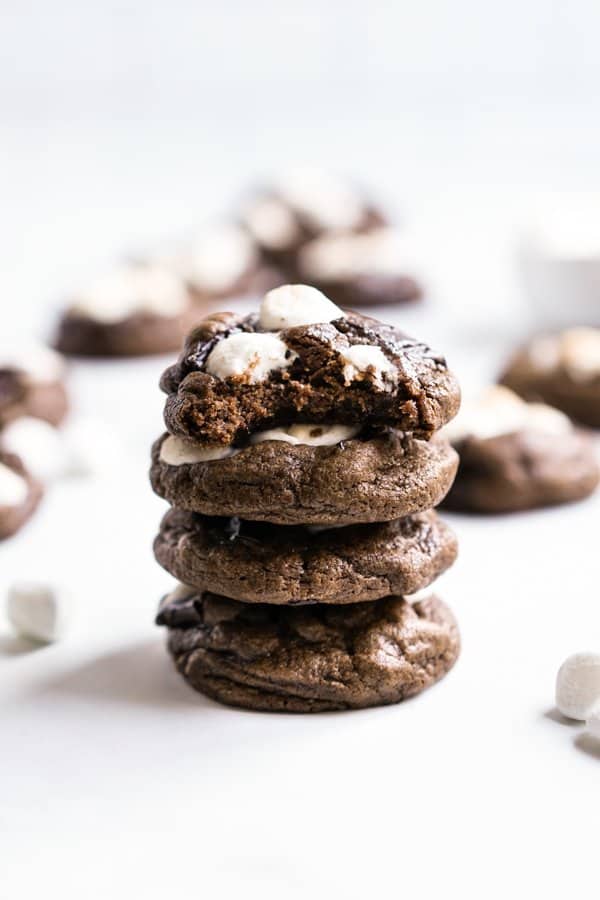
[[2, 3, 600, 898]]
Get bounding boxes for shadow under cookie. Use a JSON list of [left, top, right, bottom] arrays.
[[158, 590, 460, 713], [154, 507, 458, 605]]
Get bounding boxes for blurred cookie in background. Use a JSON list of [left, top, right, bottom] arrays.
[[297, 227, 423, 307], [0, 344, 68, 428], [442, 385, 599, 513], [240, 168, 388, 274], [500, 328, 600, 428], [54, 262, 198, 357], [0, 451, 43, 540], [171, 222, 282, 307]]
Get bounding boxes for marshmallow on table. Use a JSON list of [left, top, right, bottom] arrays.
[[6, 582, 73, 643], [585, 702, 600, 740], [555, 653, 600, 720]]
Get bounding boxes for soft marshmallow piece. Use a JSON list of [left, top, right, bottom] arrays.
[[7, 582, 73, 643], [160, 435, 238, 466], [71, 264, 188, 324], [341, 344, 396, 387], [299, 228, 413, 281], [0, 462, 28, 507], [259, 284, 343, 330], [182, 224, 257, 292], [251, 423, 360, 447], [443, 385, 572, 443], [205, 332, 295, 383], [243, 197, 300, 250], [275, 168, 364, 231], [1, 417, 65, 483], [560, 328, 600, 381], [0, 343, 65, 384], [555, 652, 600, 720]]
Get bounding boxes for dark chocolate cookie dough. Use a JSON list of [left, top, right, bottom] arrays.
[[154, 507, 458, 605], [157, 588, 460, 712], [161, 310, 460, 446], [0, 452, 43, 540], [151, 431, 459, 525], [444, 430, 599, 513]]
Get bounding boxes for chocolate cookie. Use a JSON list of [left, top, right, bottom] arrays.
[[0, 452, 43, 540], [154, 507, 458, 605], [0, 345, 68, 428], [160, 304, 460, 446], [500, 328, 600, 428], [150, 430, 458, 525], [157, 587, 460, 712], [240, 169, 387, 273], [297, 228, 423, 307], [54, 263, 199, 358], [442, 386, 599, 513]]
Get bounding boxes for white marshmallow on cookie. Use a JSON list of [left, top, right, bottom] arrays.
[[0, 462, 28, 507], [251, 423, 359, 447], [205, 332, 295, 383], [299, 227, 411, 282], [181, 224, 258, 293], [341, 344, 397, 389], [242, 197, 300, 250], [526, 328, 600, 382], [443, 385, 572, 444], [0, 343, 65, 385], [259, 285, 343, 330], [70, 264, 188, 324], [160, 435, 239, 466], [275, 168, 364, 232]]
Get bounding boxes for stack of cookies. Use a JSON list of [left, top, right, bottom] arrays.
[[150, 284, 462, 712]]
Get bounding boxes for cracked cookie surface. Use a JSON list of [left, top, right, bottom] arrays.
[[150, 431, 458, 525], [158, 589, 460, 712], [154, 507, 458, 605], [160, 310, 460, 445]]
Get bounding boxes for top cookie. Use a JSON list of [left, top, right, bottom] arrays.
[[160, 285, 460, 446]]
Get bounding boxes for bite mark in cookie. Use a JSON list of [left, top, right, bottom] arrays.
[[160, 298, 460, 446]]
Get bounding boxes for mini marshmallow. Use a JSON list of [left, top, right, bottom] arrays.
[[205, 332, 295, 383], [443, 385, 572, 444], [160, 435, 238, 466], [275, 168, 364, 231], [259, 284, 343, 330], [555, 652, 600, 720], [299, 227, 412, 281], [71, 264, 188, 324], [251, 423, 360, 447], [242, 197, 300, 250], [0, 343, 65, 384], [341, 344, 396, 388], [182, 224, 257, 292], [6, 582, 73, 643], [0, 462, 28, 507], [560, 328, 600, 381]]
